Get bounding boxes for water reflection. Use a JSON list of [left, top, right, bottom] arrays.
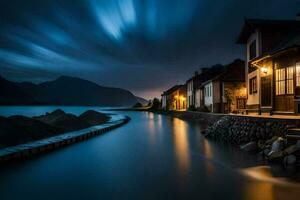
[[202, 139, 215, 175], [172, 118, 190, 177], [146, 112, 163, 146], [2, 107, 300, 200], [241, 166, 300, 200]]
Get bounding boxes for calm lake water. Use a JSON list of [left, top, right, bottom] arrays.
[[0, 106, 300, 200]]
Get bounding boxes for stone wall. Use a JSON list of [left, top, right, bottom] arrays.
[[204, 116, 288, 145], [154, 110, 225, 128]]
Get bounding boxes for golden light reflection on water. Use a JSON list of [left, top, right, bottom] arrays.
[[243, 181, 274, 200], [241, 166, 300, 200], [147, 112, 162, 146], [173, 118, 190, 176], [202, 139, 215, 175]]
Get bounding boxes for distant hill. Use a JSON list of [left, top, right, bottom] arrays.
[[0, 76, 139, 106], [135, 96, 148, 105], [0, 76, 39, 105]]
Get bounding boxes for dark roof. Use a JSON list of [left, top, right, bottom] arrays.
[[186, 65, 225, 89], [237, 18, 300, 44], [249, 26, 300, 62], [269, 29, 300, 54], [201, 59, 245, 86], [162, 84, 186, 96]]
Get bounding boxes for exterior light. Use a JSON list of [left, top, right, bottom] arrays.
[[261, 67, 268, 74]]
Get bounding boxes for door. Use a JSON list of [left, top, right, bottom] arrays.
[[261, 75, 272, 107]]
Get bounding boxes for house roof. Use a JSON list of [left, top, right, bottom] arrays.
[[186, 65, 225, 89], [162, 84, 186, 96], [237, 18, 300, 44], [250, 27, 300, 63], [200, 59, 245, 87], [269, 29, 300, 54]]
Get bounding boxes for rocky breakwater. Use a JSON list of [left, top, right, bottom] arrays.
[[0, 110, 130, 162], [204, 116, 300, 166]]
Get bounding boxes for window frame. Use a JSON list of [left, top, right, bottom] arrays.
[[286, 66, 294, 95], [249, 76, 257, 94], [296, 62, 300, 87], [275, 68, 286, 95], [275, 66, 295, 96]]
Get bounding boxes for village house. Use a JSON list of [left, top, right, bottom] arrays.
[[186, 69, 208, 109], [186, 73, 197, 109], [161, 85, 187, 111], [186, 65, 225, 110], [199, 59, 246, 113], [237, 16, 300, 114]]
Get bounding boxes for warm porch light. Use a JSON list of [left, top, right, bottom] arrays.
[[180, 96, 186, 101], [261, 67, 268, 74]]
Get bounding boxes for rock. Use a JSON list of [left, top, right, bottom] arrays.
[[263, 148, 270, 156], [271, 137, 285, 152], [283, 145, 299, 155], [257, 140, 265, 149], [268, 151, 284, 161], [241, 141, 257, 152], [283, 155, 297, 165], [265, 136, 278, 145]]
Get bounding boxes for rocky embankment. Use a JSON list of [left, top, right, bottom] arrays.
[[0, 109, 110, 149], [204, 116, 300, 166]]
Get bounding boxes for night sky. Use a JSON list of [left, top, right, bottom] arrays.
[[0, 0, 299, 99]]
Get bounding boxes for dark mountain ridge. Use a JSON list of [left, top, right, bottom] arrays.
[[0, 76, 39, 105], [0, 75, 141, 106]]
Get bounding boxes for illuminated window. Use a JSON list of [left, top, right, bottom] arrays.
[[296, 63, 300, 86], [276, 68, 286, 95], [249, 77, 257, 94], [287, 66, 294, 94]]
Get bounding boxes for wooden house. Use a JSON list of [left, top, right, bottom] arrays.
[[237, 17, 300, 114], [161, 85, 187, 111], [200, 59, 246, 113]]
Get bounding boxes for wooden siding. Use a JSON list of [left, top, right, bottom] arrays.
[[273, 49, 300, 112], [274, 95, 294, 112]]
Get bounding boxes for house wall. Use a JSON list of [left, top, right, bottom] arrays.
[[246, 30, 261, 109], [204, 82, 213, 111], [213, 81, 221, 103], [247, 70, 260, 108], [187, 80, 194, 108], [253, 48, 300, 113], [168, 86, 187, 111], [195, 88, 201, 108], [161, 95, 167, 109], [273, 50, 300, 113], [223, 82, 247, 113]]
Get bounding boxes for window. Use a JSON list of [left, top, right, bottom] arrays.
[[296, 63, 300, 86], [249, 77, 257, 94], [205, 85, 211, 97], [287, 66, 294, 94], [249, 40, 257, 60], [276, 68, 286, 95]]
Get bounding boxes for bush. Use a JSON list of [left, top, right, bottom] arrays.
[[133, 103, 143, 108], [150, 98, 161, 110]]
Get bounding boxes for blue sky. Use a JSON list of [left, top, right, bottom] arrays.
[[0, 0, 299, 98]]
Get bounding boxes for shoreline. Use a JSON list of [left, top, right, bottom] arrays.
[[0, 114, 130, 163]]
